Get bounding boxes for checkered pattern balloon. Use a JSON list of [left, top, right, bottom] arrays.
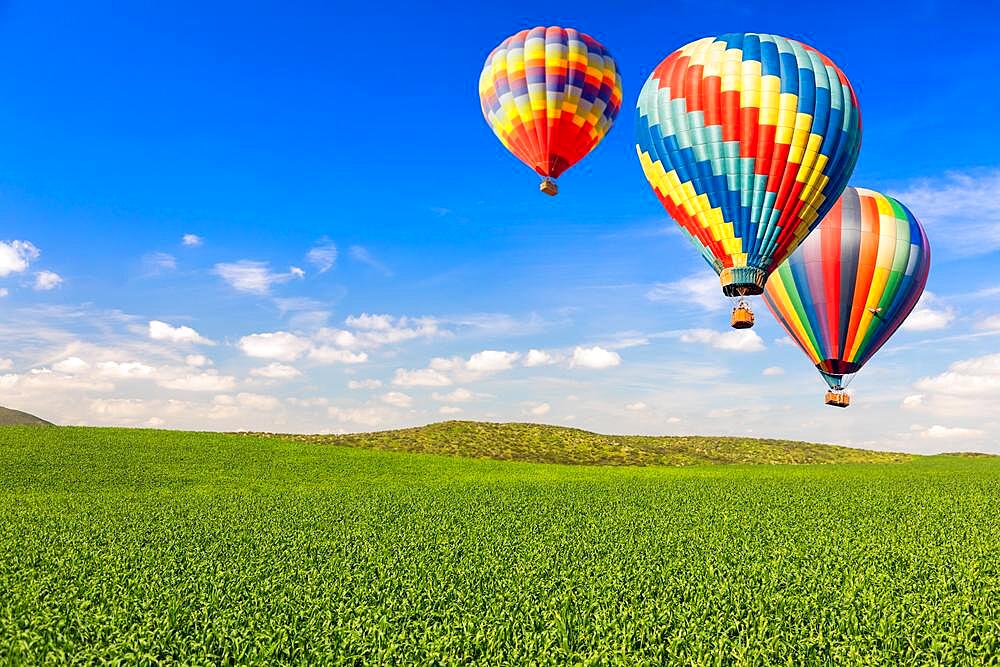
[[479, 26, 622, 182], [764, 187, 930, 390], [635, 33, 862, 296]]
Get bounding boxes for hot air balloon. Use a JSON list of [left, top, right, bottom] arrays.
[[635, 33, 862, 328], [763, 186, 930, 407], [479, 26, 622, 196]]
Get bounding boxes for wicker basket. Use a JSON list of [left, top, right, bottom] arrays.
[[824, 391, 850, 408], [539, 179, 558, 196], [730, 304, 754, 329]]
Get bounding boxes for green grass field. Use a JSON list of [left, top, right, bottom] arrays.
[[2, 425, 999, 665]]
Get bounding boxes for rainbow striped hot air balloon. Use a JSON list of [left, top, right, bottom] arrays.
[[635, 33, 862, 327], [763, 186, 931, 407], [479, 26, 622, 195]]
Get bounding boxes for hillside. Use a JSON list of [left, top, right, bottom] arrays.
[[0, 406, 52, 426], [263, 420, 912, 466]]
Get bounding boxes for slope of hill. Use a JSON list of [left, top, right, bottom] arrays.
[[263, 420, 912, 466], [0, 406, 52, 426]]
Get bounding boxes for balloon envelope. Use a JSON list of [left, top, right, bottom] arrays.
[[635, 33, 862, 296], [763, 186, 931, 389], [479, 26, 622, 184]]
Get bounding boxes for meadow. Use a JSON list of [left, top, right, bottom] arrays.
[[1, 425, 999, 665]]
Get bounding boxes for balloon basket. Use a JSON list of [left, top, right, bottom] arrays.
[[539, 178, 558, 196], [824, 390, 850, 408], [730, 301, 754, 329]]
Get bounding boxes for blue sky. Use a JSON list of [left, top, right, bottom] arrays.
[[1, 1, 998, 451]]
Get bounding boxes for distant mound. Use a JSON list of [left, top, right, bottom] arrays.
[[0, 406, 53, 426], [265, 420, 912, 466]]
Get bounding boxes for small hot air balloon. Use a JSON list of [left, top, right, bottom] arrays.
[[479, 26, 622, 196], [763, 186, 931, 407], [635, 33, 862, 328]]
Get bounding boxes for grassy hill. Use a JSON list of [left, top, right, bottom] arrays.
[[0, 406, 52, 426], [261, 420, 912, 466]]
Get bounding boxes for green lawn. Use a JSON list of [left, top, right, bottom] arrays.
[[1, 426, 999, 665]]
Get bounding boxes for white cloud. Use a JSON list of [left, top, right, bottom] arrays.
[[148, 320, 213, 345], [339, 314, 442, 347], [762, 366, 785, 376], [381, 391, 413, 408], [890, 170, 1000, 255], [0, 369, 113, 393], [214, 260, 303, 295], [327, 405, 383, 426], [234, 392, 280, 411], [431, 388, 476, 402], [900, 292, 955, 331], [909, 353, 1000, 420], [915, 353, 1000, 398], [523, 349, 557, 367], [181, 234, 203, 247], [306, 241, 338, 273], [96, 361, 156, 379], [0, 240, 39, 276], [466, 350, 519, 373], [625, 401, 648, 411], [919, 425, 986, 440], [315, 328, 358, 348], [0, 288, 7, 297], [34, 270, 63, 291], [528, 402, 551, 416], [392, 367, 453, 387], [158, 370, 237, 392], [439, 406, 463, 415], [902, 394, 925, 409], [348, 378, 382, 390], [647, 273, 724, 311], [238, 331, 311, 361], [666, 416, 682, 424], [0, 358, 12, 371], [185, 354, 211, 367], [307, 347, 368, 365], [570, 346, 621, 369], [250, 362, 301, 379], [52, 357, 90, 374], [679, 328, 765, 352]]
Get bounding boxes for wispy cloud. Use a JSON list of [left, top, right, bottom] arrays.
[[349, 245, 393, 277], [306, 240, 338, 273], [181, 234, 203, 247], [214, 260, 304, 295], [142, 252, 177, 275], [677, 328, 765, 352], [890, 169, 1000, 255], [647, 273, 724, 311]]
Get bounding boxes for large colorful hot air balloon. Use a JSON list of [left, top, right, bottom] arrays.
[[479, 26, 622, 196], [763, 186, 930, 407], [635, 33, 862, 328]]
